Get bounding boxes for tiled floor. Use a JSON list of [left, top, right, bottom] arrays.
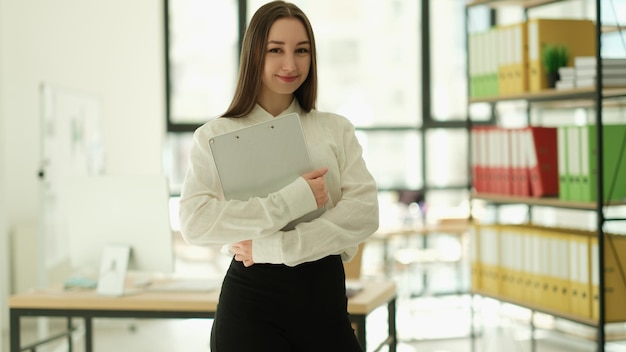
[[5, 236, 626, 352]]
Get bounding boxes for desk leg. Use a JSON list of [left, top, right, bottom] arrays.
[[353, 315, 367, 351], [9, 310, 20, 352], [84, 316, 93, 352], [383, 237, 391, 278], [67, 317, 73, 352], [388, 298, 397, 352]]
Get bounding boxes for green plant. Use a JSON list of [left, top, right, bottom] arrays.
[[542, 44, 570, 73]]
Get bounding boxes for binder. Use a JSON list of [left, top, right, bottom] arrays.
[[570, 233, 591, 319], [537, 229, 552, 310], [521, 228, 535, 303], [500, 128, 512, 195], [549, 230, 570, 314], [470, 127, 488, 194], [591, 233, 626, 322], [528, 228, 543, 306], [499, 227, 515, 299], [510, 128, 530, 196], [590, 235, 600, 321], [479, 224, 500, 295], [567, 233, 580, 316], [485, 127, 499, 194], [566, 126, 582, 201], [469, 33, 478, 98], [527, 18, 596, 92], [524, 126, 559, 197], [497, 24, 512, 96], [474, 32, 487, 98], [487, 28, 500, 97], [579, 124, 626, 202], [511, 227, 526, 301], [557, 126, 569, 201], [510, 21, 529, 94], [469, 224, 482, 291], [604, 234, 626, 322]]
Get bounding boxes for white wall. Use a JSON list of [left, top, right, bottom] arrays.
[[0, 0, 8, 341], [0, 0, 166, 329]]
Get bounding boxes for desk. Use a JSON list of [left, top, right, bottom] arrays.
[[10, 280, 396, 352], [372, 222, 469, 279]]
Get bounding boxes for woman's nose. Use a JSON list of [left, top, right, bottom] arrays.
[[281, 54, 296, 71]]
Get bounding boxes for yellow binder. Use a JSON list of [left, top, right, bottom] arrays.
[[498, 226, 516, 300], [548, 229, 571, 314], [469, 224, 482, 292], [578, 233, 593, 319], [592, 233, 626, 322], [479, 224, 501, 295], [590, 235, 600, 321], [526, 18, 596, 92], [521, 227, 536, 305], [528, 227, 543, 307]]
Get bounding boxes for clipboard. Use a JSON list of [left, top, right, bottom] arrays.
[[209, 113, 325, 230]]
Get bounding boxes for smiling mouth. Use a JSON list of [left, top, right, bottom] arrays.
[[277, 75, 298, 83]]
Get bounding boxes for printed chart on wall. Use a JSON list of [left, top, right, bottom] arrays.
[[39, 83, 104, 270]]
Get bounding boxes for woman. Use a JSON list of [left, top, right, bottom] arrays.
[[179, 1, 379, 350]]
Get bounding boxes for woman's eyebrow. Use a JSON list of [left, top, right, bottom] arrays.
[[267, 40, 310, 46]]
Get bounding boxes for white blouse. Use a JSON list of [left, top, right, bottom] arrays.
[[179, 99, 379, 266]]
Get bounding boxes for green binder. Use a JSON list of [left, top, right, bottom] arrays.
[[579, 124, 626, 202], [557, 126, 569, 201]]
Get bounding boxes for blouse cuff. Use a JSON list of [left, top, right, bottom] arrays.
[[277, 176, 318, 221], [252, 235, 283, 264]]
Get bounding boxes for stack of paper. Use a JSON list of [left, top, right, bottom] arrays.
[[556, 66, 576, 90], [574, 57, 626, 88]]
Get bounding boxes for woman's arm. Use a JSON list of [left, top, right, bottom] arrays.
[[179, 126, 319, 246], [251, 115, 379, 266]]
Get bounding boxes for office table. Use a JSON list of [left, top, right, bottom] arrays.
[[10, 279, 396, 352], [372, 222, 469, 279]]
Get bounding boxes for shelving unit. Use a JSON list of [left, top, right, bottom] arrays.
[[465, 0, 626, 351]]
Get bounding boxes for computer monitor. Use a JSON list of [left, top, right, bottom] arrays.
[[65, 174, 175, 277]]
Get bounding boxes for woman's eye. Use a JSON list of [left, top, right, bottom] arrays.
[[296, 48, 309, 54], [268, 48, 281, 53]]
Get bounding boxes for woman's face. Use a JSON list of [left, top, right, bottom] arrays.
[[260, 18, 311, 102]]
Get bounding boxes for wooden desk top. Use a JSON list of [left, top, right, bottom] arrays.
[[9, 280, 396, 316], [373, 222, 469, 239]]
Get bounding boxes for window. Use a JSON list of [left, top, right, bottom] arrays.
[[165, 0, 425, 192], [166, 0, 239, 125], [247, 0, 421, 128], [165, 0, 470, 218]]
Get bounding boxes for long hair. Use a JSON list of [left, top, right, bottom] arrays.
[[222, 1, 318, 118]]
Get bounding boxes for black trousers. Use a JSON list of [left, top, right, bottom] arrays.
[[210, 255, 363, 352]]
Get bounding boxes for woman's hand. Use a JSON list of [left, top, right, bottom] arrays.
[[302, 167, 329, 208], [231, 240, 255, 267]]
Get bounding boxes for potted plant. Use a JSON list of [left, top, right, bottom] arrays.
[[542, 44, 570, 88]]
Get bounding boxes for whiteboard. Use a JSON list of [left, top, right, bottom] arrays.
[[39, 83, 104, 269]]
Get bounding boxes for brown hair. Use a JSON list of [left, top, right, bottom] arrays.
[[222, 1, 318, 118]]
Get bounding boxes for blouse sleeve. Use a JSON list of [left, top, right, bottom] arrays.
[[178, 126, 319, 246], [252, 116, 379, 266]]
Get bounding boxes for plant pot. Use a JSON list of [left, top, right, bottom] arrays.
[[546, 72, 560, 88]]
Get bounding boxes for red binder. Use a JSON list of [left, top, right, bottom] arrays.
[[524, 126, 559, 197], [498, 128, 513, 195], [510, 128, 530, 196], [471, 126, 489, 194], [485, 126, 500, 194]]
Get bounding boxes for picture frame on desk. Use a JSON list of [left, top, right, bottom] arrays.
[[96, 244, 130, 296]]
